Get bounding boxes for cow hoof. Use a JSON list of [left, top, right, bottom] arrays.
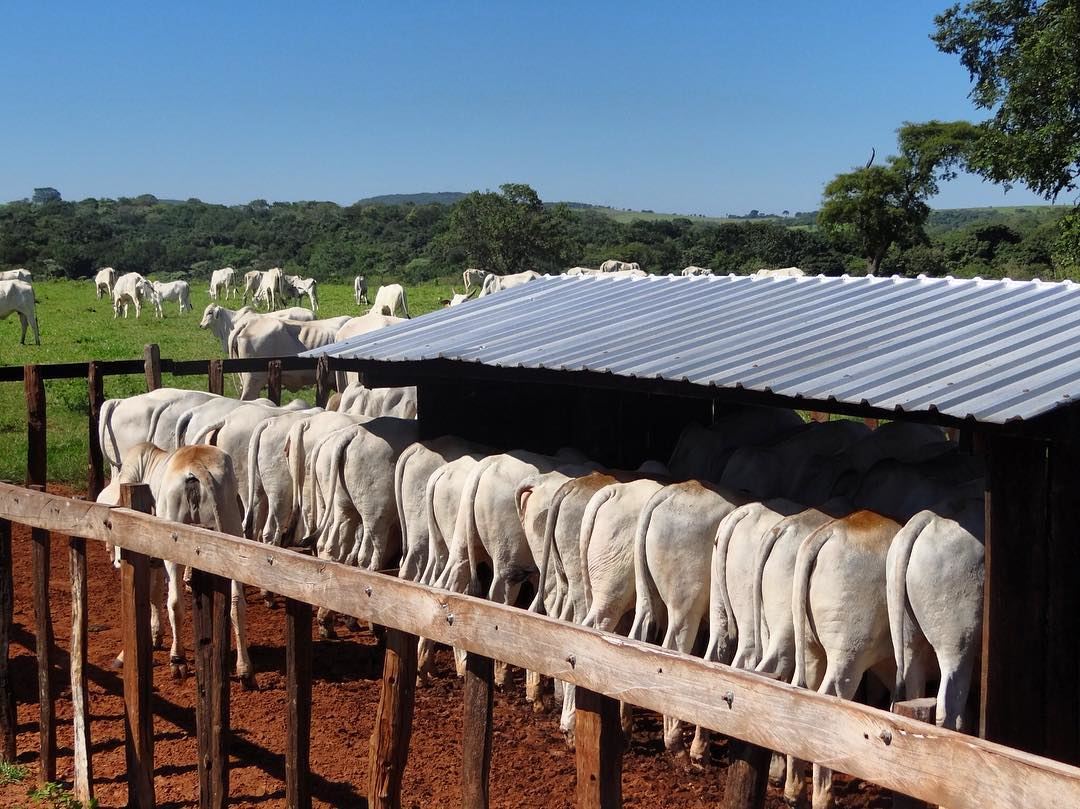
[[110, 656, 123, 671], [263, 596, 276, 609], [343, 615, 362, 633], [239, 672, 258, 691], [563, 731, 576, 751], [318, 624, 336, 640], [170, 659, 188, 681], [151, 635, 164, 651], [531, 697, 547, 714], [690, 744, 710, 767]]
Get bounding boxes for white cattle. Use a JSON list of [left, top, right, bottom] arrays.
[[354, 275, 369, 305], [0, 269, 31, 283], [681, 266, 713, 276], [462, 268, 490, 293], [0, 279, 41, 345], [254, 267, 285, 310], [94, 267, 117, 299], [337, 383, 417, 419], [152, 280, 193, 314], [851, 454, 983, 522], [228, 315, 352, 399], [113, 272, 162, 319], [97, 443, 254, 687], [477, 271, 541, 297], [241, 270, 262, 303], [209, 267, 236, 300], [174, 395, 276, 447], [667, 407, 805, 482], [439, 289, 474, 307], [371, 283, 410, 318], [328, 313, 404, 390], [887, 496, 984, 731], [564, 267, 593, 276], [599, 259, 640, 273], [284, 275, 319, 312], [752, 266, 805, 278]]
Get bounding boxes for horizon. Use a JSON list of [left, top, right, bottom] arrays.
[[0, 2, 1055, 215]]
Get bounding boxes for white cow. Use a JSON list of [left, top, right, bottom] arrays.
[[337, 383, 417, 419], [477, 270, 542, 297], [681, 266, 713, 276], [94, 267, 117, 299], [354, 275, 369, 305], [209, 267, 236, 300], [564, 267, 593, 276], [371, 283, 410, 318], [752, 266, 805, 278], [228, 315, 352, 399], [439, 289, 474, 307], [152, 280, 193, 314], [113, 272, 162, 319], [0, 269, 31, 283], [97, 443, 254, 688], [599, 259, 640, 273], [667, 407, 804, 482], [0, 279, 41, 344], [284, 275, 319, 312], [241, 270, 262, 304], [462, 268, 489, 293], [254, 267, 285, 310], [329, 313, 406, 389]]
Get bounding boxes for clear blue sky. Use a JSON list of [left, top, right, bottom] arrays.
[[0, 1, 1049, 214]]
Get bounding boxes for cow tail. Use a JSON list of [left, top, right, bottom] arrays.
[[303, 429, 350, 548], [887, 510, 934, 704], [707, 505, 750, 663], [422, 464, 449, 585], [792, 525, 834, 690], [242, 419, 272, 538], [191, 417, 226, 446], [401, 289, 411, 319], [100, 399, 122, 474], [175, 409, 194, 447], [394, 444, 420, 573], [146, 400, 172, 448], [578, 486, 616, 619], [752, 521, 790, 667], [629, 488, 670, 644], [284, 420, 310, 540], [458, 457, 493, 597], [536, 480, 573, 619]]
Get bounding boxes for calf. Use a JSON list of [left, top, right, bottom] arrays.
[[153, 280, 193, 314], [94, 267, 117, 299]]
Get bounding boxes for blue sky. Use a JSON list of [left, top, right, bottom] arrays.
[[0, 1, 1050, 214]]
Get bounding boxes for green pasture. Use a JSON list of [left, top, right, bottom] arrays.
[[0, 278, 456, 484]]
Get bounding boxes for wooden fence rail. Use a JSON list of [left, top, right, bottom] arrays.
[[0, 482, 1079, 809]]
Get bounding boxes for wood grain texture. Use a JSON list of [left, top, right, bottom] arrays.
[[30, 487, 55, 784], [575, 687, 622, 809], [87, 361, 105, 500], [2, 482, 1080, 809], [192, 569, 230, 809], [143, 343, 162, 391], [721, 671, 781, 809], [893, 699, 938, 809], [315, 355, 332, 408], [119, 483, 155, 809], [208, 359, 224, 396], [367, 628, 417, 809], [285, 598, 312, 809], [462, 653, 494, 809], [267, 360, 283, 406], [0, 518, 14, 763], [69, 536, 93, 804]]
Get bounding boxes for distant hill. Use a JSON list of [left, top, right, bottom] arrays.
[[354, 192, 468, 206]]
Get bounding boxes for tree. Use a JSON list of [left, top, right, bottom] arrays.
[[933, 0, 1080, 199], [32, 187, 61, 205]]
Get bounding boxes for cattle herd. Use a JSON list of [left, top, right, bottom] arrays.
[[92, 376, 983, 809]]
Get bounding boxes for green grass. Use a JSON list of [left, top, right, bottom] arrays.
[[26, 781, 97, 809], [0, 761, 28, 786], [0, 278, 456, 484]]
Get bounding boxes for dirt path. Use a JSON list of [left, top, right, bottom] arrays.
[[0, 486, 887, 808]]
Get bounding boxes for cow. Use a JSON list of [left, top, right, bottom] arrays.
[[254, 267, 285, 310], [371, 283, 410, 318], [113, 272, 162, 319], [0, 279, 41, 345], [439, 289, 474, 307], [0, 269, 31, 283], [97, 443, 254, 688], [564, 267, 593, 276], [241, 270, 262, 304], [599, 259, 640, 273], [462, 268, 489, 293], [324, 312, 404, 390], [228, 315, 352, 399], [152, 280, 193, 314], [337, 383, 417, 419], [354, 275, 369, 305], [681, 266, 713, 276], [209, 267, 236, 300], [284, 275, 319, 312], [94, 267, 117, 299], [200, 303, 320, 352], [667, 407, 805, 482], [477, 270, 541, 297], [752, 266, 805, 278]]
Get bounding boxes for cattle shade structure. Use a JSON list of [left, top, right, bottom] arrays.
[[307, 272, 1080, 765]]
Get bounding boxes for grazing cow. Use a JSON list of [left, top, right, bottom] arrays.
[[0, 279, 41, 345], [887, 496, 984, 731], [241, 270, 262, 304], [153, 280, 193, 314], [354, 275, 369, 305], [0, 269, 31, 283], [97, 443, 254, 687], [462, 268, 489, 293], [228, 315, 352, 399], [94, 267, 117, 299], [284, 275, 319, 312], [439, 288, 473, 307], [113, 272, 163, 319], [371, 283, 410, 318], [599, 259, 640, 273], [681, 266, 713, 276], [253, 267, 285, 310], [209, 267, 236, 300], [477, 270, 541, 297]]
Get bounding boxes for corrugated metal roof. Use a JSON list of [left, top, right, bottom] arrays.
[[306, 274, 1080, 424]]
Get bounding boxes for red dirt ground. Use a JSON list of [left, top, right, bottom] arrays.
[[0, 485, 888, 808]]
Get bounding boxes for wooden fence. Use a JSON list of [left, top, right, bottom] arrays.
[[1, 482, 1080, 809]]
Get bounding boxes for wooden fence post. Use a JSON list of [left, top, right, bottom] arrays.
[[69, 533, 93, 804], [0, 517, 14, 763], [192, 568, 230, 809], [367, 628, 418, 809], [575, 687, 622, 809], [315, 356, 332, 408], [87, 360, 105, 500], [120, 483, 156, 809], [144, 344, 162, 391], [26, 365, 56, 784], [267, 360, 282, 406], [286, 598, 312, 809], [208, 359, 224, 396], [720, 673, 781, 809], [462, 653, 494, 809], [893, 698, 937, 809]]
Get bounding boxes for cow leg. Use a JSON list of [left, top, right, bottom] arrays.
[[165, 560, 187, 679], [316, 607, 337, 639], [810, 660, 862, 809], [231, 580, 256, 689], [938, 650, 976, 732], [150, 566, 166, 649]]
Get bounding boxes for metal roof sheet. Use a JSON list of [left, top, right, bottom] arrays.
[[306, 274, 1080, 424]]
